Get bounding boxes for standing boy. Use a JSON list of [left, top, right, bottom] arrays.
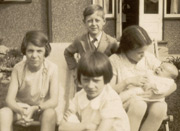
[[64, 4, 118, 70]]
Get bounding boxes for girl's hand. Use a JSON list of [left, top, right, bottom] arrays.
[[24, 106, 37, 120], [17, 106, 36, 126], [16, 108, 33, 127], [18, 107, 26, 116], [127, 75, 148, 87]]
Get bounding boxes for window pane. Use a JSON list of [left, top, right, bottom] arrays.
[[104, 0, 112, 14], [166, 0, 180, 14], [144, 0, 159, 14]]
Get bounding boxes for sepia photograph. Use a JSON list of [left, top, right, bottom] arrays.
[[0, 0, 180, 131]]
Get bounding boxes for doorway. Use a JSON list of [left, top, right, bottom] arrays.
[[139, 0, 163, 40], [122, 0, 139, 30], [116, 0, 163, 41]]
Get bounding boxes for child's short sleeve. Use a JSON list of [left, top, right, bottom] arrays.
[[101, 98, 126, 119], [100, 98, 130, 131]]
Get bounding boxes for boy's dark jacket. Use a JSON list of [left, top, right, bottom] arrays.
[[64, 31, 118, 70]]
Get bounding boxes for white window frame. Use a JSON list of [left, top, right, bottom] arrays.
[[92, 0, 115, 18], [164, 0, 180, 18]]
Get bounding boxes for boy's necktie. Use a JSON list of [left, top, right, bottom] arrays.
[[92, 38, 98, 48]]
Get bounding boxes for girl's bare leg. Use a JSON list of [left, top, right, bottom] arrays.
[[127, 98, 147, 131], [140, 102, 167, 131], [0, 107, 13, 131], [40, 108, 56, 131]]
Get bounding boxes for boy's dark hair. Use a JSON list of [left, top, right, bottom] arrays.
[[21, 30, 51, 57], [83, 4, 105, 21], [116, 25, 152, 54], [77, 51, 112, 84]]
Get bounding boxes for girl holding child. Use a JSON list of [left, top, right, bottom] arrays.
[[109, 25, 177, 131]]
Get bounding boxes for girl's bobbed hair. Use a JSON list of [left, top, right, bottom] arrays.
[[21, 30, 51, 57], [77, 51, 112, 84], [116, 25, 152, 54]]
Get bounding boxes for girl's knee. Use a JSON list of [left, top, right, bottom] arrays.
[[0, 107, 13, 117], [128, 99, 147, 112], [42, 108, 56, 120], [149, 102, 167, 119], [40, 109, 56, 131], [128, 99, 147, 117], [0, 107, 13, 126]]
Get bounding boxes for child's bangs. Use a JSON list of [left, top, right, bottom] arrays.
[[79, 59, 104, 77], [77, 52, 112, 84]]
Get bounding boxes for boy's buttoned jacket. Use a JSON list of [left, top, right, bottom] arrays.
[[64, 32, 118, 70]]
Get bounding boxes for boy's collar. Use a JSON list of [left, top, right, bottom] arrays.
[[89, 31, 103, 43]]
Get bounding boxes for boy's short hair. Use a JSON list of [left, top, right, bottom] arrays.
[[77, 51, 112, 84], [83, 4, 105, 21], [116, 25, 152, 54], [21, 30, 51, 57]]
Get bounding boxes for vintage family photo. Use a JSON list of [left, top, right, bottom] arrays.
[[0, 0, 180, 131]]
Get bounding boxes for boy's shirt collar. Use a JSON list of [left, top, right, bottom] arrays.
[[89, 31, 103, 43]]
